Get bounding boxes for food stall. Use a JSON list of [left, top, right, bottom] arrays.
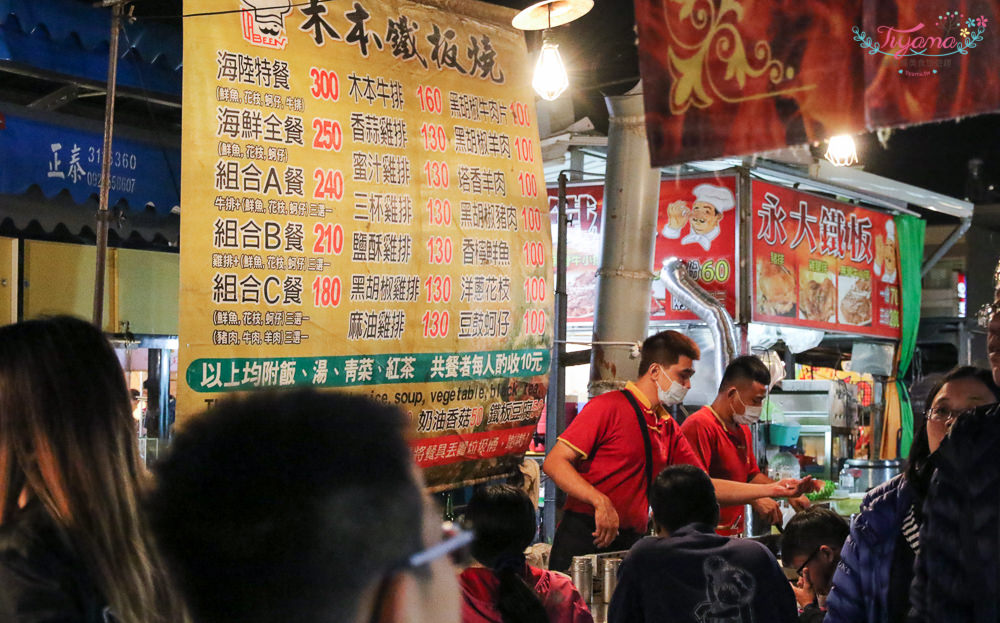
[[545, 160, 956, 526]]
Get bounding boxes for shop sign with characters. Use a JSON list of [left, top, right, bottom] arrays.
[[547, 174, 739, 322], [179, 0, 552, 489], [751, 181, 901, 339]]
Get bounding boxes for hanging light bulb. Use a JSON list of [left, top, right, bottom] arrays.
[[513, 1, 591, 100], [825, 135, 858, 167], [533, 35, 569, 100]]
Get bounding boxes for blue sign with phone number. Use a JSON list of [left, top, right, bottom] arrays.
[[0, 108, 181, 214]]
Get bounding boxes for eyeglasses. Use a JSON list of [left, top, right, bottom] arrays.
[[406, 521, 474, 569], [367, 521, 474, 623], [926, 406, 977, 423], [795, 546, 821, 577]]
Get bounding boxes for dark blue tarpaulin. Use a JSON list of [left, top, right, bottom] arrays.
[[0, 0, 181, 95], [0, 106, 181, 213]]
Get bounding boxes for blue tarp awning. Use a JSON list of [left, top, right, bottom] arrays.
[[0, 106, 181, 214], [0, 0, 181, 95]]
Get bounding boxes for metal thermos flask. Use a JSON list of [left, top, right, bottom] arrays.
[[602, 558, 621, 603], [571, 556, 593, 603]]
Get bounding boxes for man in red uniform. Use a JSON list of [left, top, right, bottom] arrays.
[[681, 355, 811, 536], [544, 331, 808, 571]]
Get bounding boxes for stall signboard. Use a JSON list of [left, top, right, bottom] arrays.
[[750, 181, 901, 339], [547, 183, 602, 322], [547, 174, 739, 322], [179, 0, 552, 490], [0, 107, 181, 213]]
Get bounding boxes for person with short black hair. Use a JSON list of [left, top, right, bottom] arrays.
[[608, 465, 797, 623], [146, 389, 462, 623], [543, 332, 806, 571], [460, 485, 592, 623], [681, 355, 815, 535], [781, 508, 849, 622]]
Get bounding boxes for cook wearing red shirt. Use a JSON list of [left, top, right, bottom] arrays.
[[543, 332, 808, 572], [681, 355, 813, 536]]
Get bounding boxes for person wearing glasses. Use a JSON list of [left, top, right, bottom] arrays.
[[780, 507, 849, 621], [146, 390, 467, 623], [460, 485, 592, 623], [608, 465, 797, 623], [825, 366, 1000, 623]]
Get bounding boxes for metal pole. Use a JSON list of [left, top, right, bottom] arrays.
[[589, 83, 661, 396], [921, 217, 971, 278], [543, 172, 569, 542], [92, 1, 124, 326]]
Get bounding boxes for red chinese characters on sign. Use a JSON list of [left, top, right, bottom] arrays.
[[547, 174, 739, 322], [751, 181, 900, 339], [412, 423, 537, 468]]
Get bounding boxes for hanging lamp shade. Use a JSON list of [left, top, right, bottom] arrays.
[[512, 0, 593, 30]]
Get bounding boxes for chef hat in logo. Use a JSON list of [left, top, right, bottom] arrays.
[[691, 184, 735, 213], [242, 0, 292, 27], [885, 218, 896, 243]]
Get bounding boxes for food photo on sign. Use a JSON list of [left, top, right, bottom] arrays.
[[750, 179, 901, 340]]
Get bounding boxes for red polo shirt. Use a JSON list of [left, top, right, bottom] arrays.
[[680, 406, 760, 536], [558, 382, 705, 534]]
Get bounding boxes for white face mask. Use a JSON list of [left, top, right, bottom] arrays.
[[732, 393, 762, 425], [656, 370, 689, 407]]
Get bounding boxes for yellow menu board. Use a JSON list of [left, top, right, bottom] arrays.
[[180, 0, 552, 489]]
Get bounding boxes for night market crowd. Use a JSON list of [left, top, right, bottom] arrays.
[[0, 316, 996, 623]]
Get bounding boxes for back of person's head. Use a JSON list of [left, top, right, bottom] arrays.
[[147, 390, 431, 623], [780, 507, 848, 563], [908, 366, 1000, 483], [718, 355, 770, 392], [0, 315, 183, 623], [466, 485, 548, 623], [650, 464, 719, 534], [638, 330, 701, 376]]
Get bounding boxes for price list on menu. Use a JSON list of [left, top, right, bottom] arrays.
[[179, 0, 553, 488]]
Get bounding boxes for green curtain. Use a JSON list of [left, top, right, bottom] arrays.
[[895, 214, 925, 458]]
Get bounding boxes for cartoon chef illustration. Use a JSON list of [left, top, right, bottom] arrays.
[[661, 184, 736, 252], [874, 219, 898, 284]]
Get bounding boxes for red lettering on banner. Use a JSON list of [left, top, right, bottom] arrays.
[[410, 424, 536, 468]]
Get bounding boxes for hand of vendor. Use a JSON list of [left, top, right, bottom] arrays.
[[789, 495, 812, 512], [592, 494, 620, 548], [750, 496, 783, 526], [790, 475, 821, 497], [767, 478, 804, 497]]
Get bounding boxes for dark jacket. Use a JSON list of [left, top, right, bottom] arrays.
[[825, 474, 913, 623], [608, 523, 797, 623], [909, 404, 1000, 622], [799, 603, 825, 623], [0, 503, 108, 623]]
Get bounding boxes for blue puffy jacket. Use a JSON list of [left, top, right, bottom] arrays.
[[825, 475, 913, 623]]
